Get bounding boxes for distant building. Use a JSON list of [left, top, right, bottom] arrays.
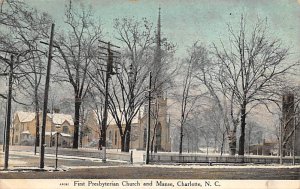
[[83, 101, 171, 152], [282, 93, 300, 156], [83, 8, 171, 152], [11, 111, 74, 148], [249, 140, 278, 156]]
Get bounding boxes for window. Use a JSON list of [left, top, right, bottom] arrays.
[[109, 131, 112, 141], [63, 126, 69, 133], [114, 131, 118, 145], [143, 127, 147, 149], [155, 123, 162, 151], [15, 135, 18, 144]]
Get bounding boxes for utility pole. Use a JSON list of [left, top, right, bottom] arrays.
[[145, 71, 152, 164], [101, 42, 111, 163], [40, 23, 55, 169], [98, 40, 120, 162], [2, 97, 7, 152], [292, 114, 296, 165], [280, 119, 283, 165], [127, 64, 134, 152], [4, 54, 14, 170]]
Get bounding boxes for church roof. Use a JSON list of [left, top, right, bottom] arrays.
[[93, 107, 144, 125]]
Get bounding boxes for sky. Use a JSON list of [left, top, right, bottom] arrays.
[[25, 0, 300, 60], [1, 0, 299, 141]]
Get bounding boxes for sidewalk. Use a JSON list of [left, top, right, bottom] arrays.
[[0, 150, 127, 172]]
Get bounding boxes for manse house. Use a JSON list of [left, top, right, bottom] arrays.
[[11, 111, 74, 147]]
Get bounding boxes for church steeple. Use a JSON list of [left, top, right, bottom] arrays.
[[152, 7, 163, 97], [157, 7, 161, 50]]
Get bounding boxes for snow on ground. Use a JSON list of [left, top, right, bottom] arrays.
[[2, 149, 299, 171]]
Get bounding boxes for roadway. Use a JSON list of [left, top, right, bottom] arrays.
[[0, 150, 299, 179]]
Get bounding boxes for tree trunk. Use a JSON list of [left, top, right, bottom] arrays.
[[228, 130, 237, 155], [150, 123, 158, 154], [79, 130, 83, 148], [73, 97, 81, 149], [121, 134, 125, 152], [187, 136, 190, 153], [34, 85, 40, 154], [220, 132, 225, 156], [206, 139, 209, 155], [238, 101, 247, 156], [124, 130, 131, 152], [179, 122, 184, 154], [248, 129, 251, 155]]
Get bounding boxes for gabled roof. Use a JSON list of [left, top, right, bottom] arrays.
[[49, 113, 74, 126], [14, 111, 74, 126], [14, 111, 36, 123], [93, 107, 144, 125]]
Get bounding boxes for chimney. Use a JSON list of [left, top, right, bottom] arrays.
[[53, 108, 60, 113]]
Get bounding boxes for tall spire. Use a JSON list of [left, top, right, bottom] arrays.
[[154, 6, 162, 69], [153, 6, 163, 97], [157, 6, 161, 49]]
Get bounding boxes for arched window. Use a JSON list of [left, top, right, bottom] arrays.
[[155, 122, 162, 151], [143, 127, 147, 149], [109, 130, 112, 141], [114, 131, 118, 145]]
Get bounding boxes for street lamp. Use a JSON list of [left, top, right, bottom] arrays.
[[55, 125, 61, 171]]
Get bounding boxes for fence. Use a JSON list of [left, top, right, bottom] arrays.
[[146, 153, 300, 164]]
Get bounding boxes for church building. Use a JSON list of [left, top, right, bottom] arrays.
[[83, 8, 171, 152]]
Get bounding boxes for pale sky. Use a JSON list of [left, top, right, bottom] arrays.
[[25, 0, 300, 60]]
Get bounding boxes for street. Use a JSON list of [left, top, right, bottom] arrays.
[[0, 151, 299, 179], [1, 166, 300, 179]]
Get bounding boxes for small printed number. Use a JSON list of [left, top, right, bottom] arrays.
[[59, 183, 69, 186]]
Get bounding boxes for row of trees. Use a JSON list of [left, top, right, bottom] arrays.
[[0, 0, 175, 152], [175, 16, 300, 156], [1, 0, 299, 156]]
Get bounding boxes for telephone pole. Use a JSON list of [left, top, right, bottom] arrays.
[[4, 54, 14, 170], [2, 97, 7, 152], [40, 23, 55, 169], [145, 71, 152, 164], [98, 40, 120, 162]]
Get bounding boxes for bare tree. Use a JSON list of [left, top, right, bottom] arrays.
[[0, 0, 52, 152], [101, 17, 154, 152], [211, 16, 298, 156], [53, 1, 103, 148], [176, 45, 205, 154], [188, 42, 241, 155], [83, 88, 105, 149]]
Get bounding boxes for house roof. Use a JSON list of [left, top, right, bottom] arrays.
[[49, 113, 74, 126], [15, 111, 36, 123], [46, 132, 72, 137], [45, 132, 56, 136], [14, 111, 74, 126]]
